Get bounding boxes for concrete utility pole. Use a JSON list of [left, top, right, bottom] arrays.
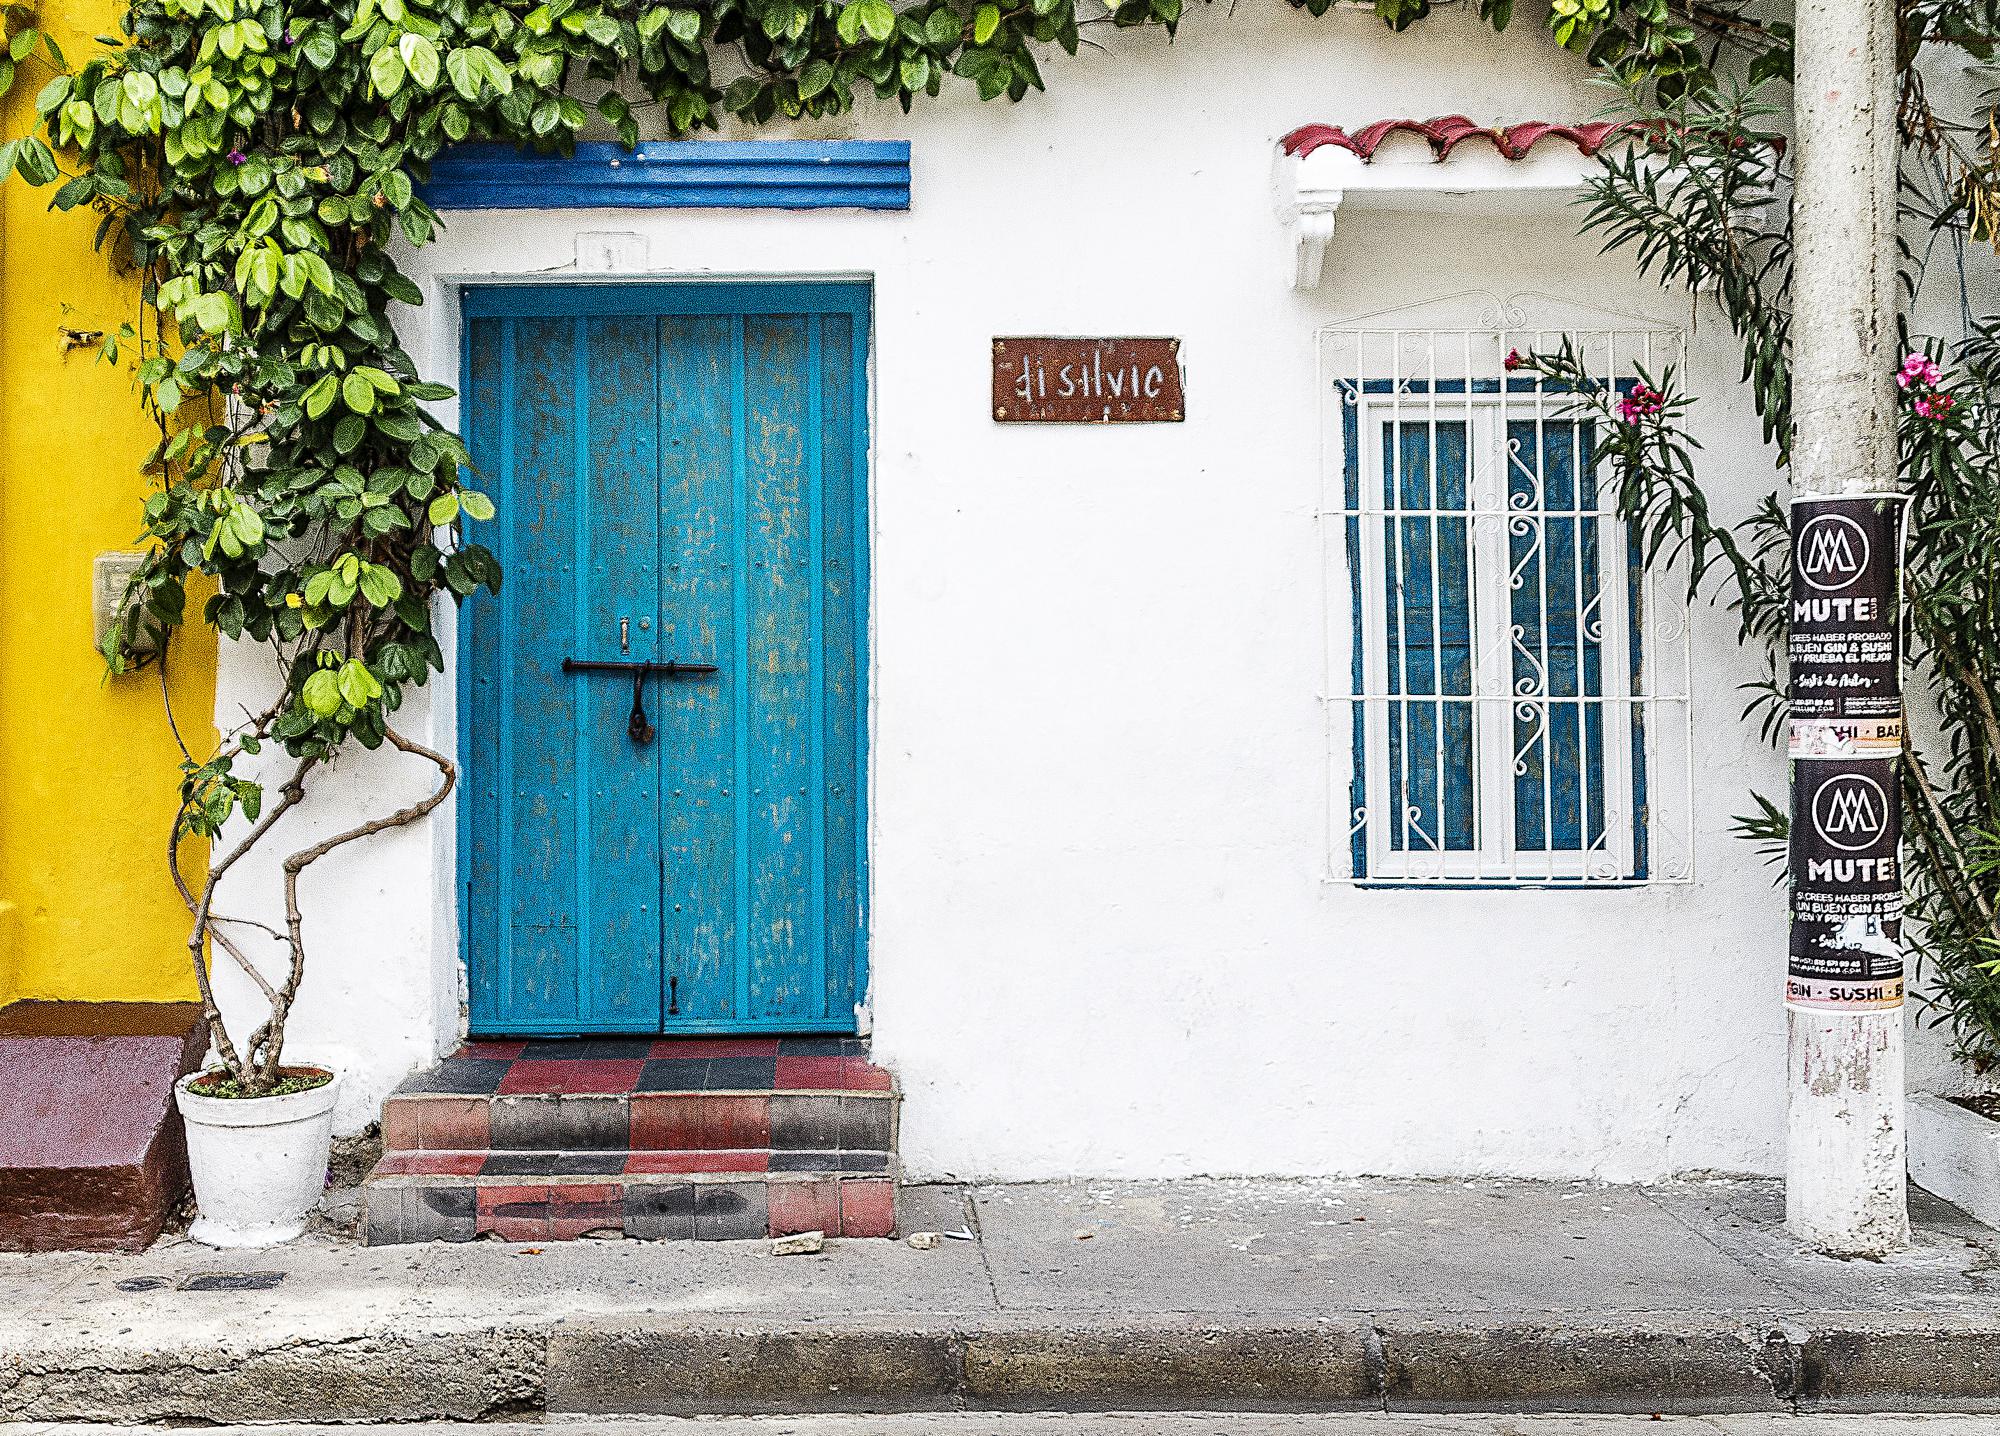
[[1784, 0, 1911, 1256]]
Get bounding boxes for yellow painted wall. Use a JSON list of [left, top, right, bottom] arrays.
[[0, 0, 215, 1005]]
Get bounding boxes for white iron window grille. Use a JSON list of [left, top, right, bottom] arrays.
[[1319, 295, 1695, 886]]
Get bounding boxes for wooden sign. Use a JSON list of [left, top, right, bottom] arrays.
[[991, 337, 1184, 424]]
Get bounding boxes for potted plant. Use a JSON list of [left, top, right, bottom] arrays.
[[135, 496, 491, 1247], [158, 720, 467, 1248], [130, 504, 492, 1246]]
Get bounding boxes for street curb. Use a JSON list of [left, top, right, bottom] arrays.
[[6, 1313, 2000, 1420]]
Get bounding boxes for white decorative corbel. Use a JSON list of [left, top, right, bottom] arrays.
[[1279, 128, 1618, 291], [1292, 198, 1343, 291]]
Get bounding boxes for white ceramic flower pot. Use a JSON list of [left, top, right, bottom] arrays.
[[175, 1064, 340, 1248]]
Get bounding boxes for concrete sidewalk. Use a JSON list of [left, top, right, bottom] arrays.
[[3, 1179, 1999, 1421]]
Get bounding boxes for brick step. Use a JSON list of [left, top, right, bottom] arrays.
[[383, 1085, 897, 1153], [362, 1152, 898, 1244]]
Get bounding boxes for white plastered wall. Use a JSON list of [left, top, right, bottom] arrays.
[[206, 0, 1978, 1176]]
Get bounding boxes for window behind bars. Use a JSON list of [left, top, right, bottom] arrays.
[[1320, 304, 1695, 886]]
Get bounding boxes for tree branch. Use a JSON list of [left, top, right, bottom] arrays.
[[263, 728, 456, 1084]]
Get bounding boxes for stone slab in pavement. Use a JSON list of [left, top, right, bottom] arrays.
[[970, 1180, 1785, 1314], [0, 1179, 1998, 1422]]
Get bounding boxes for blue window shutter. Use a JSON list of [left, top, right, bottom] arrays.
[[1383, 420, 1476, 854]]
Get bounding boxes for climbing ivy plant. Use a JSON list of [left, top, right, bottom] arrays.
[[0, 0, 1979, 1092]]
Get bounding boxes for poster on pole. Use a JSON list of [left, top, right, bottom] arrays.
[[1786, 757, 1904, 1011], [1785, 492, 1907, 1012], [1787, 494, 1905, 759]]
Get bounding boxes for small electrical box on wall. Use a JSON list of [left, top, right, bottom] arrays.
[[92, 551, 155, 662]]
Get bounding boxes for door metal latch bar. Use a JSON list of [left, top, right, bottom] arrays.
[[561, 657, 720, 747], [561, 658, 721, 678]]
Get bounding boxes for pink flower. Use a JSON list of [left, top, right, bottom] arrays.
[[1503, 348, 1524, 372], [227, 149, 247, 165], [1914, 392, 1955, 420], [1898, 352, 1941, 390], [1617, 383, 1665, 424]]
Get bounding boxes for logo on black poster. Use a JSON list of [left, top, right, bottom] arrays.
[[1810, 771, 1889, 852], [1797, 513, 1871, 593]]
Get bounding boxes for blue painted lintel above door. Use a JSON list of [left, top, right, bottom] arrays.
[[424, 141, 911, 211]]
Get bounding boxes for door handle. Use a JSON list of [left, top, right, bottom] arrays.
[[561, 658, 720, 746]]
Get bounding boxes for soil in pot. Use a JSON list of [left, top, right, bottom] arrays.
[[186, 1065, 334, 1100]]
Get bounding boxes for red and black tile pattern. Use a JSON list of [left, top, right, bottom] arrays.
[[361, 1035, 898, 1245], [397, 1037, 887, 1098]]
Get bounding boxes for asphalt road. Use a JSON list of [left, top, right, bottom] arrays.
[[3, 1418, 1997, 1434]]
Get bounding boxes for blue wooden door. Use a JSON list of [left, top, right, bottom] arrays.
[[461, 284, 868, 1035]]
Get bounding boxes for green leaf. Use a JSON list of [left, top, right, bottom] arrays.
[[353, 365, 401, 394], [342, 372, 378, 413], [301, 668, 342, 715], [379, 167, 414, 210], [666, 7, 702, 41], [303, 374, 339, 419], [191, 291, 234, 334], [925, 6, 960, 45], [337, 658, 383, 707], [857, 0, 897, 39], [52, 174, 94, 211], [369, 44, 406, 96], [478, 48, 513, 94], [798, 58, 834, 98], [427, 492, 460, 525], [33, 73, 71, 116], [973, 2, 1001, 42], [231, 504, 265, 547], [458, 490, 496, 521], [400, 32, 441, 89], [445, 46, 481, 99], [302, 27, 337, 67], [333, 414, 367, 454], [358, 565, 403, 605], [13, 137, 56, 186]]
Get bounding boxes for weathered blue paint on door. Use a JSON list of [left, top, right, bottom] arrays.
[[461, 283, 869, 1034]]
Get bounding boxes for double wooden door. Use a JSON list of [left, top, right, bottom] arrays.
[[460, 283, 868, 1034]]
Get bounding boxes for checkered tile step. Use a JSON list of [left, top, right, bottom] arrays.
[[364, 1167, 898, 1243], [360, 1036, 900, 1245]]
